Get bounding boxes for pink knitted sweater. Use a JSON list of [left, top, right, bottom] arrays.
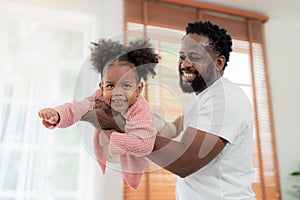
[[42, 89, 156, 190]]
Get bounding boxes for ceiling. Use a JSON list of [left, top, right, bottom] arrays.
[[195, 0, 299, 22]]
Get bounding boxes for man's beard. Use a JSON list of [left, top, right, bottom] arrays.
[[179, 62, 216, 93], [179, 73, 207, 93]]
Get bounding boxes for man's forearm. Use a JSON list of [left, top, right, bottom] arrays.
[[148, 132, 199, 178], [148, 128, 227, 178]]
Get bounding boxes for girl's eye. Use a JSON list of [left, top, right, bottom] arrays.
[[123, 84, 132, 88], [106, 84, 114, 88]]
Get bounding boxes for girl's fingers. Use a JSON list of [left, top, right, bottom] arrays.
[[38, 110, 44, 118], [46, 112, 52, 119], [38, 109, 56, 120], [48, 116, 58, 124]]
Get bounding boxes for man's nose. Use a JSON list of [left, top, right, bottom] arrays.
[[181, 58, 194, 72], [181, 57, 193, 68]]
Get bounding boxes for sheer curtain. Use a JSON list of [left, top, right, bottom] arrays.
[[0, 1, 103, 199]]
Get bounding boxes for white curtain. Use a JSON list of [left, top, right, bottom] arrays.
[[0, 1, 111, 199]]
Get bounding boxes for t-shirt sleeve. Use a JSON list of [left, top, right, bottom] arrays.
[[189, 93, 247, 143]]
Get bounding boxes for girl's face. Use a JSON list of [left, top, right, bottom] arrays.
[[99, 61, 143, 113]]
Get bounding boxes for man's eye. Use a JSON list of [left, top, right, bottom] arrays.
[[179, 55, 186, 60], [190, 56, 204, 61]]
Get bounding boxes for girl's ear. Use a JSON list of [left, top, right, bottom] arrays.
[[137, 82, 144, 96], [99, 82, 104, 91]]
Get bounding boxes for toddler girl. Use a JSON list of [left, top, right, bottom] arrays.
[[38, 39, 163, 190]]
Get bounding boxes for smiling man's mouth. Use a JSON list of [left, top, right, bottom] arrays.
[[182, 72, 197, 82]]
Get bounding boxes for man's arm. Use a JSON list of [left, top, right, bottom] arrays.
[[156, 114, 183, 138], [173, 115, 183, 133], [148, 127, 227, 178], [81, 103, 125, 132], [94, 105, 227, 177]]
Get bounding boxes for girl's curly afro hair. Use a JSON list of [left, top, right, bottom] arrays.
[[90, 38, 158, 82]]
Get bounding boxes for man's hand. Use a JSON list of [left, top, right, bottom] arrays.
[[99, 130, 112, 146], [81, 100, 126, 132], [95, 108, 126, 132], [103, 129, 113, 140]]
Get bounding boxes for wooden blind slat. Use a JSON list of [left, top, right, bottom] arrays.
[[202, 13, 248, 41], [159, 0, 268, 22], [249, 20, 281, 199], [124, 0, 143, 24], [147, 1, 197, 31]]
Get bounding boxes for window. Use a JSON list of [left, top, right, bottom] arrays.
[[123, 0, 281, 199], [0, 2, 95, 199]]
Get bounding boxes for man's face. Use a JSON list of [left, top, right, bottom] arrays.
[[179, 34, 218, 93]]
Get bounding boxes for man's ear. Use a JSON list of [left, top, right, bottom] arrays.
[[215, 55, 226, 72], [99, 82, 104, 91]]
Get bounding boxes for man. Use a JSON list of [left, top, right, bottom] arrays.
[[93, 21, 255, 199], [148, 21, 255, 199]]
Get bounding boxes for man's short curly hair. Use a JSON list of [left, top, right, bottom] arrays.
[[186, 21, 232, 70], [90, 39, 158, 82]]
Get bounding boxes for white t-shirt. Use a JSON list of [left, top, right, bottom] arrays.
[[176, 77, 255, 200]]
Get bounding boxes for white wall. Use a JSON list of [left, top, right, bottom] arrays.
[[265, 18, 300, 200]]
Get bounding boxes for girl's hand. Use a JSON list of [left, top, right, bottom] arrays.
[[38, 108, 59, 125]]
